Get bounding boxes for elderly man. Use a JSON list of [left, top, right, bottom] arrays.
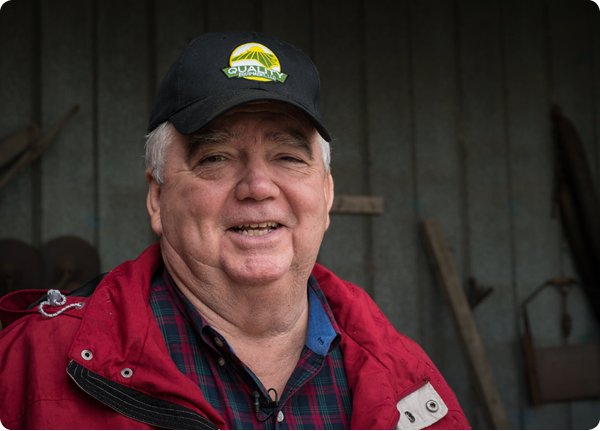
[[0, 32, 469, 430]]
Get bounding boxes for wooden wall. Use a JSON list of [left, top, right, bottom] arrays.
[[1, 0, 599, 429]]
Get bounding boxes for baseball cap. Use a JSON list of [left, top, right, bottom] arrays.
[[148, 31, 331, 141]]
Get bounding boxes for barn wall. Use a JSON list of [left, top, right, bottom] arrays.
[[0, 0, 599, 428]]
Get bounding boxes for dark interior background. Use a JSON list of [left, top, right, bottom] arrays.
[[0, 0, 599, 429]]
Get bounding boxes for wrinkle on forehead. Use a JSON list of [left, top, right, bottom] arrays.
[[185, 111, 315, 163], [263, 130, 313, 160]]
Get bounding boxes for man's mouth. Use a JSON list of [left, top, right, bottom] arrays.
[[229, 222, 280, 236]]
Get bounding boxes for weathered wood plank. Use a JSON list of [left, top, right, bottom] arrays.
[[458, 0, 520, 427], [330, 195, 383, 215], [262, 0, 311, 56], [313, 0, 371, 295], [548, 0, 600, 428], [97, 0, 154, 271], [155, 0, 206, 89], [409, 0, 476, 423], [207, 0, 260, 33], [40, 0, 95, 248], [363, 0, 418, 337], [0, 0, 36, 244], [421, 218, 510, 430], [502, 0, 565, 428]]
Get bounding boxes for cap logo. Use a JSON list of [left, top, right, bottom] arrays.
[[222, 43, 288, 83]]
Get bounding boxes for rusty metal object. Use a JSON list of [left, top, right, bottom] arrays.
[[521, 278, 600, 405], [40, 236, 100, 292], [0, 238, 43, 297]]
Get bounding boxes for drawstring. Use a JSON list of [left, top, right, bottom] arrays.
[[39, 289, 84, 318], [251, 388, 279, 422]]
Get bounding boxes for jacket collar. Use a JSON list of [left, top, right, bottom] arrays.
[[67, 242, 228, 429]]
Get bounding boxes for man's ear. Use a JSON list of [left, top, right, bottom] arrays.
[[146, 169, 163, 237], [324, 168, 334, 230]]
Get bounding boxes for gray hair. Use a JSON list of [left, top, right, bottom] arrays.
[[145, 121, 331, 185]]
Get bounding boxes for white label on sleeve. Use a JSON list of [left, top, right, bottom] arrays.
[[395, 382, 448, 430]]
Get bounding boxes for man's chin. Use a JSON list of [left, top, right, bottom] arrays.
[[220, 256, 293, 286]]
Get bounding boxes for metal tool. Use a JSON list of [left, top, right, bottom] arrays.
[[0, 105, 79, 193]]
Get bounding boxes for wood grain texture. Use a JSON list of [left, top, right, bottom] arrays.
[[409, 0, 476, 423], [330, 195, 383, 215], [262, 0, 311, 57], [97, 0, 154, 271], [548, 0, 600, 428], [422, 218, 510, 430], [207, 0, 260, 33], [313, 0, 371, 295], [363, 0, 418, 338], [502, 0, 567, 428], [458, 0, 520, 427], [0, 1, 598, 428], [0, 0, 36, 243], [40, 0, 95, 247], [155, 0, 206, 90]]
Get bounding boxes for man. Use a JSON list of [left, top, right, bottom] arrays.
[[0, 31, 469, 429]]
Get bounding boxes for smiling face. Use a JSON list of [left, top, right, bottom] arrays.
[[146, 103, 334, 287]]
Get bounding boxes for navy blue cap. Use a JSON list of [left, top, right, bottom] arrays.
[[148, 31, 330, 141]]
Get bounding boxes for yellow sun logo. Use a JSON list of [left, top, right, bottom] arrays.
[[222, 43, 288, 83]]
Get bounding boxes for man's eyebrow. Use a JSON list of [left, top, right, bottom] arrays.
[[264, 130, 313, 160], [186, 128, 235, 161]]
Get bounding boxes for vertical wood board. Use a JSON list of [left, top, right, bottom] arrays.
[[502, 0, 565, 428], [409, 0, 474, 423], [313, 0, 371, 294], [207, 0, 261, 33], [548, 0, 596, 180], [548, 0, 600, 427], [155, 0, 206, 90], [0, 0, 36, 243], [364, 0, 418, 338], [422, 218, 510, 430], [458, 0, 520, 427], [97, 0, 154, 271], [261, 0, 311, 57], [40, 0, 95, 247]]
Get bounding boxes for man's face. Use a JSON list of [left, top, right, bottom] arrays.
[[147, 102, 334, 286]]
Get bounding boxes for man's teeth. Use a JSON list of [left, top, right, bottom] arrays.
[[234, 222, 279, 236]]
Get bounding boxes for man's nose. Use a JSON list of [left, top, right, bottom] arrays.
[[234, 161, 280, 201]]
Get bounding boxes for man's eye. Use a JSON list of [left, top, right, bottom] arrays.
[[201, 155, 227, 163], [279, 155, 302, 163]]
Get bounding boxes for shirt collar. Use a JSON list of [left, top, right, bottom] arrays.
[[306, 274, 340, 356], [163, 269, 341, 356]]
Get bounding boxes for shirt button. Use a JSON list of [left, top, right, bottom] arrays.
[[218, 357, 225, 367], [214, 337, 224, 347], [277, 411, 284, 422]]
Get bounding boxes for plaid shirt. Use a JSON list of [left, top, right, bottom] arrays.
[[149, 267, 353, 429]]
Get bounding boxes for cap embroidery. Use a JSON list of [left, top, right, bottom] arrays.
[[221, 43, 288, 83]]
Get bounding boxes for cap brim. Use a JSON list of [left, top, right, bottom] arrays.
[[168, 88, 331, 142]]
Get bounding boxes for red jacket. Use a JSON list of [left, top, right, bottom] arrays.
[[0, 243, 469, 429]]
